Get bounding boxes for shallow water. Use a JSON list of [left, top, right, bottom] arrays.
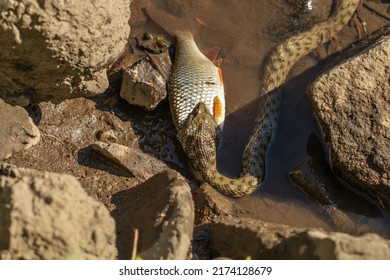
[[130, 0, 390, 237]]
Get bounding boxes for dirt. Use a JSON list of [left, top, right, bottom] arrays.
[[4, 0, 390, 257]]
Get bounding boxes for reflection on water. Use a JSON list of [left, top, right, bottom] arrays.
[[130, 0, 390, 237]]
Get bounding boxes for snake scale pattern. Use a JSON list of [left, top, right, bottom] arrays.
[[176, 0, 361, 197]]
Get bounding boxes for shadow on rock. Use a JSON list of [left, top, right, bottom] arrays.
[[24, 104, 42, 126], [111, 169, 194, 260]]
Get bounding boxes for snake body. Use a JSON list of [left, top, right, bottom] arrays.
[[174, 0, 361, 197]]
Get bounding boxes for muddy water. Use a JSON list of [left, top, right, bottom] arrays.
[[130, 0, 390, 236]]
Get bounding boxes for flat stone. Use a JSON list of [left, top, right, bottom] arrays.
[[111, 169, 194, 260], [91, 141, 168, 181], [210, 216, 390, 259], [0, 99, 40, 161], [307, 26, 390, 211], [0, 168, 117, 259]]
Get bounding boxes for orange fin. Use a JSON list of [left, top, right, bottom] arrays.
[[213, 96, 224, 123]]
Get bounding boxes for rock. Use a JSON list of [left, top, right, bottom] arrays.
[[289, 157, 381, 217], [0, 99, 40, 160], [0, 170, 117, 259], [284, 229, 390, 260], [0, 0, 132, 104], [288, 156, 390, 236], [120, 57, 168, 110], [111, 170, 194, 260], [210, 216, 301, 259], [307, 26, 390, 211], [320, 206, 390, 238], [210, 216, 390, 259], [91, 141, 168, 181]]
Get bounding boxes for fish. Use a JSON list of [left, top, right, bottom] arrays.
[[168, 31, 226, 133]]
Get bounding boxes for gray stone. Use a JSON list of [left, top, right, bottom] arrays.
[[0, 0, 132, 104], [210, 216, 390, 259], [0, 170, 117, 259], [0, 99, 40, 160], [112, 170, 194, 260], [91, 141, 168, 181], [120, 57, 168, 111], [307, 26, 390, 211]]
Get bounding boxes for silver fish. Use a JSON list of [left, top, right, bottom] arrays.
[[168, 31, 225, 132]]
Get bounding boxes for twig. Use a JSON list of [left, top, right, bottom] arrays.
[[376, 194, 385, 209], [130, 228, 139, 260]]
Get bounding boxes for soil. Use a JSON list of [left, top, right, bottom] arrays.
[[5, 0, 390, 257]]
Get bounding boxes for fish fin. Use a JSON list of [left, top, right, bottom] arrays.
[[213, 96, 224, 124], [217, 67, 224, 87], [202, 47, 220, 63]]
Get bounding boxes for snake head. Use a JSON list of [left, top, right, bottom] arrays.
[[193, 102, 222, 146], [193, 101, 210, 117], [178, 102, 222, 151]]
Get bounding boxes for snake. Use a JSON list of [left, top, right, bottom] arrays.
[[172, 0, 361, 197]]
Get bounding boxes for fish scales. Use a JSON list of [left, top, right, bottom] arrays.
[[168, 32, 225, 131]]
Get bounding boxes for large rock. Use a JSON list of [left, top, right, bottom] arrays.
[[112, 170, 194, 260], [210, 216, 390, 259], [307, 26, 390, 210], [284, 228, 390, 260], [0, 166, 117, 259], [0, 99, 40, 160], [210, 216, 300, 259], [0, 0, 132, 104]]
